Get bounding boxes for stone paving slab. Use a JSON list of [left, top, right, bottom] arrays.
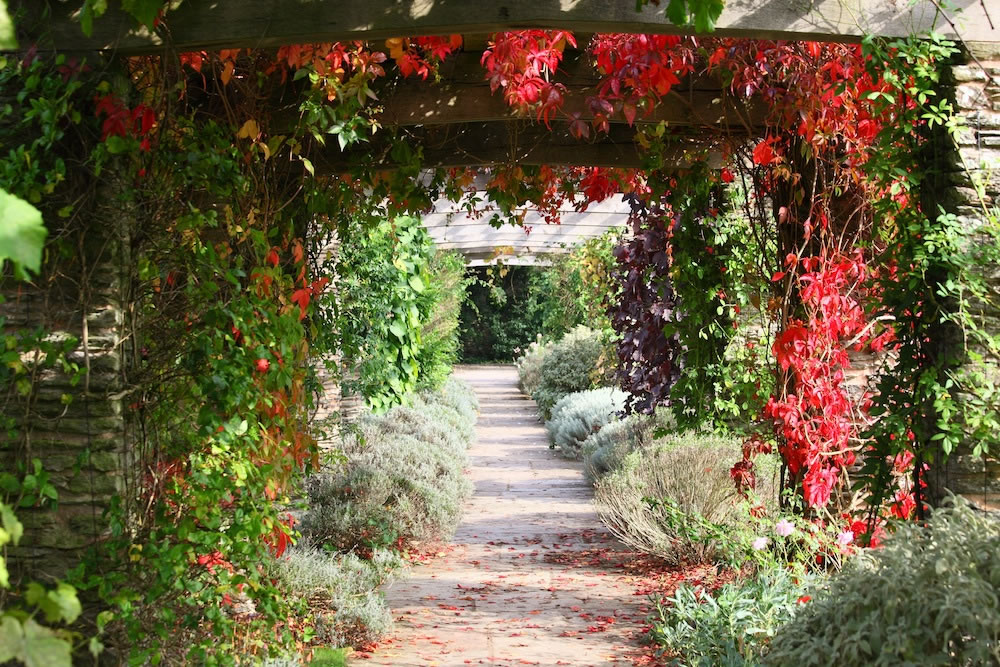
[[356, 366, 657, 667]]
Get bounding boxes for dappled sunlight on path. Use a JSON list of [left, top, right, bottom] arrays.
[[356, 366, 665, 667]]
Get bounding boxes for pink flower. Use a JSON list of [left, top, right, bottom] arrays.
[[837, 530, 854, 546], [775, 519, 795, 537], [752, 536, 770, 551]]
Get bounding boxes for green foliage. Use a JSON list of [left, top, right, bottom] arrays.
[[546, 387, 627, 459], [529, 228, 623, 335], [416, 251, 470, 390], [636, 0, 724, 33], [0, 1, 15, 50], [0, 189, 46, 280], [329, 215, 440, 412], [302, 377, 477, 552], [459, 265, 548, 362], [76, 0, 166, 36], [766, 497, 1000, 665], [527, 325, 614, 419], [859, 35, 1000, 511], [660, 162, 772, 431], [463, 230, 621, 364], [650, 569, 814, 666]]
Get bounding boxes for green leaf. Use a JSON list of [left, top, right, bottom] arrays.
[[0, 0, 16, 49], [0, 617, 73, 667], [1, 503, 23, 548], [0, 616, 21, 662], [21, 619, 73, 667], [407, 274, 425, 293], [104, 135, 130, 154], [121, 0, 163, 29], [666, 0, 689, 26], [388, 320, 406, 340], [0, 189, 47, 280]]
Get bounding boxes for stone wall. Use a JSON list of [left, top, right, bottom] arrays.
[[0, 211, 127, 580], [934, 57, 1000, 511]]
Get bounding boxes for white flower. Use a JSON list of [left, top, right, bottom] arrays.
[[837, 530, 854, 546], [752, 536, 769, 551]]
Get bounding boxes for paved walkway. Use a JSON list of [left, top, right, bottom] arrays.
[[358, 366, 657, 667]]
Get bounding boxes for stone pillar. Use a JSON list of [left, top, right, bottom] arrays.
[[931, 55, 1000, 511], [0, 209, 127, 579], [310, 228, 346, 449]]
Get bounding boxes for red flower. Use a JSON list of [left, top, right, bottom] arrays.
[[720, 167, 735, 183], [797, 595, 811, 604], [255, 358, 270, 373]]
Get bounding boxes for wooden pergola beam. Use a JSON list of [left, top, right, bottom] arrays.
[[379, 81, 761, 128], [310, 121, 724, 172], [17, 0, 998, 55]]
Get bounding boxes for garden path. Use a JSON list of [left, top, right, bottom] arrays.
[[357, 365, 659, 667]]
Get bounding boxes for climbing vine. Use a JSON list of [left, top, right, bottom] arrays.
[[3, 0, 999, 661]]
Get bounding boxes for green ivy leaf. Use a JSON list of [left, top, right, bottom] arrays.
[[0, 188, 47, 280]]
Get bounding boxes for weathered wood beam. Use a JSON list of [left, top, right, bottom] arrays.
[[311, 120, 724, 172], [378, 81, 761, 128], [437, 240, 608, 250], [16, 0, 998, 55]]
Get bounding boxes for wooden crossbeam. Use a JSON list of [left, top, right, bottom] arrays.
[[311, 120, 724, 172], [379, 82, 760, 128], [16, 0, 998, 55]]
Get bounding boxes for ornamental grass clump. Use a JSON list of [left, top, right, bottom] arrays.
[[765, 496, 1000, 666], [546, 387, 627, 459], [594, 432, 778, 565]]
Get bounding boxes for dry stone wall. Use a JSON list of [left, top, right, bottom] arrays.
[[1, 215, 127, 579], [934, 58, 1000, 511]]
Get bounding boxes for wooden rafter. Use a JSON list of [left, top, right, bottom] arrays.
[[310, 120, 725, 172], [16, 0, 998, 54]]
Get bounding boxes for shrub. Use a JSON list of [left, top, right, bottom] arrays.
[[765, 497, 1000, 666], [530, 326, 613, 418], [515, 335, 551, 396], [580, 410, 672, 483], [271, 546, 403, 649], [594, 432, 778, 565], [434, 375, 480, 422], [302, 378, 477, 552], [546, 387, 627, 459], [651, 569, 815, 666]]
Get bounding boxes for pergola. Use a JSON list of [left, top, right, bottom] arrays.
[[18, 0, 999, 263], [423, 193, 633, 265]]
